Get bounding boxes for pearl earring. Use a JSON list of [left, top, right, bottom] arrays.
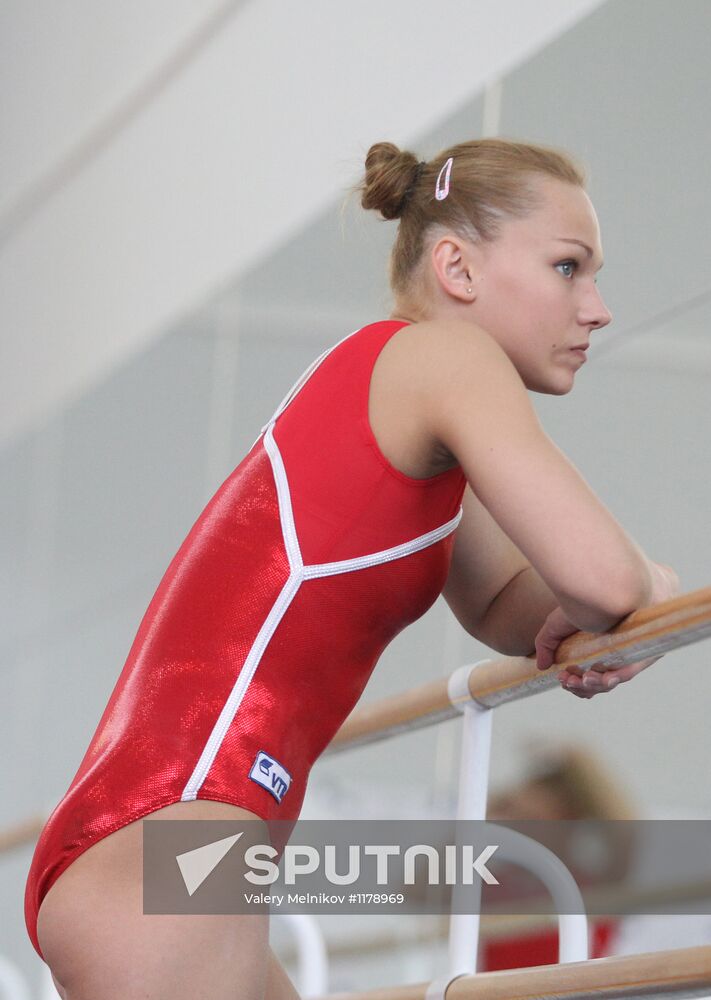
[[466, 287, 473, 294]]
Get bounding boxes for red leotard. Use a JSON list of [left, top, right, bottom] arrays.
[[25, 320, 467, 958]]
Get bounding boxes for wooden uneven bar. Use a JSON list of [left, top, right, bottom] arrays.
[[327, 585, 711, 752], [324, 944, 711, 1000]]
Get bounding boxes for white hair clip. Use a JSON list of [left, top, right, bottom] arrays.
[[435, 157, 453, 201]]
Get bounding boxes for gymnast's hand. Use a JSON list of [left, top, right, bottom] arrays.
[[534, 563, 681, 699], [533, 606, 633, 698]]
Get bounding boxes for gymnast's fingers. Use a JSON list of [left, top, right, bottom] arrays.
[[559, 668, 621, 697]]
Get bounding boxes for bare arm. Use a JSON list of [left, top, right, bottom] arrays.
[[413, 319, 655, 633], [443, 484, 558, 654], [444, 485, 679, 698], [480, 566, 558, 655]]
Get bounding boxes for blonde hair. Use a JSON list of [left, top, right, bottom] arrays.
[[356, 137, 587, 304]]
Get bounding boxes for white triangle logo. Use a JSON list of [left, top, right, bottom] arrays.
[[175, 832, 244, 896]]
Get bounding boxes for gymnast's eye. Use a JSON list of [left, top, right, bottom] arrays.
[[555, 259, 578, 279]]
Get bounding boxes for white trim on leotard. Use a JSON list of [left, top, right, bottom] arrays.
[[263, 423, 303, 572], [303, 508, 463, 579], [182, 329, 464, 803], [248, 325, 363, 450], [181, 566, 304, 801]]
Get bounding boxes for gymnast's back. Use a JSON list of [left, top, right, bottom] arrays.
[[25, 317, 470, 958]]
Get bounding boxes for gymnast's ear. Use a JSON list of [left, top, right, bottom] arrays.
[[429, 234, 481, 304]]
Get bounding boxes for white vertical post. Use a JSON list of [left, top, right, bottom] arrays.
[[482, 77, 503, 137], [445, 662, 589, 976], [447, 660, 495, 976]]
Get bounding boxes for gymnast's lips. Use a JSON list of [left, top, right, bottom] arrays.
[[569, 344, 589, 363]]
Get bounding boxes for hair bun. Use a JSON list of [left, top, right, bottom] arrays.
[[360, 142, 422, 220]]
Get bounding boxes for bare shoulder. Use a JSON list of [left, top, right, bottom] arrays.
[[369, 317, 534, 477], [396, 319, 542, 472], [368, 319, 504, 477], [391, 318, 520, 391], [395, 317, 507, 355], [396, 319, 529, 419]]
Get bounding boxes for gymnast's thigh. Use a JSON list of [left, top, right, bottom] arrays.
[[36, 801, 276, 1000]]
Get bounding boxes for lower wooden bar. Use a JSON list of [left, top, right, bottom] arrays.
[[324, 944, 711, 1000]]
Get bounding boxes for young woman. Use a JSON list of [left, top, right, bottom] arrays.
[[27, 138, 679, 999]]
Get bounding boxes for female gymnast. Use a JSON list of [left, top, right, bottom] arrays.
[[27, 137, 679, 999]]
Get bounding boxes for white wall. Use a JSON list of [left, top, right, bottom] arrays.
[[0, 0, 240, 218], [0, 0, 606, 448]]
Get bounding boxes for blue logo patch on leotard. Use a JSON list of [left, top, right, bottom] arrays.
[[249, 750, 292, 803]]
